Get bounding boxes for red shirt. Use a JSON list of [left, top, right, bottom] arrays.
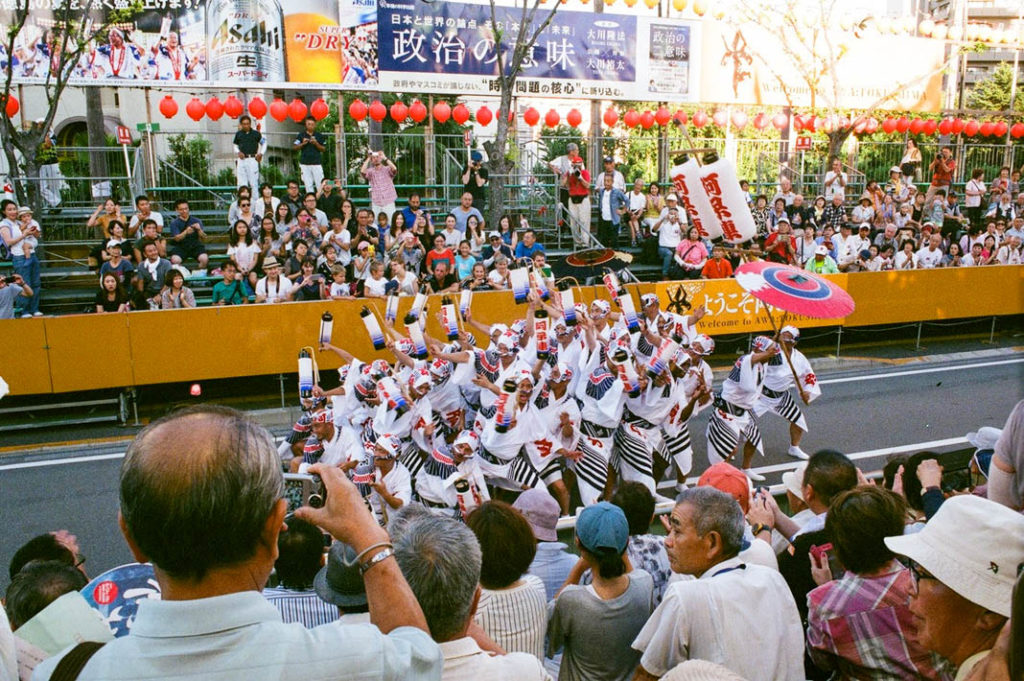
[[701, 258, 734, 279], [567, 169, 592, 197], [764, 233, 796, 264], [425, 248, 455, 272], [930, 156, 955, 187]]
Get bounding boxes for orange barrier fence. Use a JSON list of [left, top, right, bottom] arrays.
[[2, 266, 1021, 396]]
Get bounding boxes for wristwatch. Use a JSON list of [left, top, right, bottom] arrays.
[[751, 523, 771, 537]]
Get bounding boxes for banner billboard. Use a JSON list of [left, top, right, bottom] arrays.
[[0, 0, 940, 109]]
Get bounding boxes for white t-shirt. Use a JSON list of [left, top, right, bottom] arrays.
[[996, 245, 1022, 265], [629, 191, 647, 212], [128, 211, 163, 235], [256, 276, 293, 303], [823, 171, 847, 201], [916, 246, 944, 269], [227, 243, 261, 272], [657, 219, 683, 250], [487, 269, 507, 288], [893, 251, 918, 270], [363, 276, 388, 297], [965, 179, 986, 208]]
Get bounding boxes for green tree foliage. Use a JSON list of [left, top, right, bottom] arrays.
[[966, 63, 1024, 114]]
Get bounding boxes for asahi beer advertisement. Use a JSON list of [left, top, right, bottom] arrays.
[[0, 0, 941, 108]]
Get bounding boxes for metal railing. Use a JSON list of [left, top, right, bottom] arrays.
[[1, 145, 145, 209]]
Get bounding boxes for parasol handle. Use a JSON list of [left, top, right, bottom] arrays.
[[764, 305, 808, 404]]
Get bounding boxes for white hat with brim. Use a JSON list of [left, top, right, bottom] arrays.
[[966, 426, 1002, 450], [781, 463, 807, 501], [884, 494, 1024, 618]]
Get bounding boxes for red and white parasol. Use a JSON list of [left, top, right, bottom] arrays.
[[734, 261, 855, 319]]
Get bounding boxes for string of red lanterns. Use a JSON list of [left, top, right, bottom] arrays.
[[73, 94, 1024, 140]]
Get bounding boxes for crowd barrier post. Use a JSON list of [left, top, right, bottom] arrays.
[[988, 316, 997, 345], [915, 322, 924, 352], [835, 326, 843, 359], [278, 374, 287, 409]]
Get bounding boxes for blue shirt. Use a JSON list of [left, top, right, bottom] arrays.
[[295, 131, 326, 165], [168, 215, 202, 247], [527, 542, 578, 601], [451, 206, 483, 233], [514, 241, 545, 259]]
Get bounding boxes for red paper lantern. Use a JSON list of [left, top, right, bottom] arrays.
[[223, 95, 244, 119], [979, 121, 994, 137], [603, 108, 619, 127], [895, 117, 910, 133], [994, 121, 1008, 137], [865, 118, 879, 134], [269, 98, 288, 122], [522, 106, 539, 126], [881, 117, 897, 134], [951, 118, 965, 134], [732, 111, 748, 129], [452, 103, 470, 125], [185, 97, 206, 121], [909, 118, 924, 135], [1010, 123, 1024, 139], [853, 117, 867, 134], [963, 120, 979, 137], [692, 110, 708, 128], [476, 105, 493, 126], [621, 109, 638, 127], [772, 112, 788, 130], [821, 116, 835, 133], [544, 109, 560, 128], [937, 118, 952, 135], [205, 96, 224, 121], [348, 99, 367, 121], [640, 110, 655, 129], [654, 107, 672, 126], [409, 100, 427, 123], [791, 115, 804, 132], [158, 95, 178, 119], [247, 97, 267, 120], [310, 98, 330, 121], [811, 116, 824, 133], [3, 94, 17, 118], [433, 101, 452, 124], [367, 100, 386, 123], [753, 112, 768, 130], [673, 110, 688, 126], [923, 119, 938, 135], [389, 101, 408, 123], [566, 108, 583, 128], [712, 110, 728, 128], [289, 98, 308, 123]]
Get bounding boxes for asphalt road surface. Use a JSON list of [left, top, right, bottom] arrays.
[[2, 354, 1021, 593]]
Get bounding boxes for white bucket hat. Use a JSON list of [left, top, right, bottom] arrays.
[[965, 426, 1002, 451], [884, 495, 1024, 617], [781, 462, 807, 502]]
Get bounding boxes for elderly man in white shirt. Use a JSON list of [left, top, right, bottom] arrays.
[[393, 514, 551, 681], [631, 487, 804, 681], [916, 232, 946, 269]]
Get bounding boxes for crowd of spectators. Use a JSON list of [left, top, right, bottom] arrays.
[[2, 141, 1022, 319], [4, 398, 1022, 681]]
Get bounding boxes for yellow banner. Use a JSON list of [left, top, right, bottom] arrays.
[[1, 267, 1020, 396]]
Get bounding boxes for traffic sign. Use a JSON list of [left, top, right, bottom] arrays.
[[116, 126, 132, 145], [135, 123, 160, 133], [795, 136, 812, 151]]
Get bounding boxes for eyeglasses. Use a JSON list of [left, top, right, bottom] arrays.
[[908, 560, 937, 589], [240, 203, 250, 207]]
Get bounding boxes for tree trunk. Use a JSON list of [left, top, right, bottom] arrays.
[[85, 87, 109, 197], [483, 86, 514, 231]]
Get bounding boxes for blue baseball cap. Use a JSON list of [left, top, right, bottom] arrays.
[[576, 502, 629, 554]]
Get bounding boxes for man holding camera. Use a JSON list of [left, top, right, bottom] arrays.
[[564, 152, 592, 250], [361, 150, 398, 224], [462, 151, 489, 212], [233, 115, 265, 197], [924, 146, 956, 208], [0, 271, 33, 319], [295, 116, 327, 195]]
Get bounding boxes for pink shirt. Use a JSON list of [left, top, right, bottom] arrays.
[[362, 164, 398, 206]]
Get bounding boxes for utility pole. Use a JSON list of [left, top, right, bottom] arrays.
[[589, 0, 604, 176]]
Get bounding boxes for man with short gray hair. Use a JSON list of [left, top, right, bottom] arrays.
[[394, 516, 551, 681], [631, 487, 804, 681], [33, 405, 441, 681]]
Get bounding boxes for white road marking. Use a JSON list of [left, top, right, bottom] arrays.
[[818, 357, 1024, 385]]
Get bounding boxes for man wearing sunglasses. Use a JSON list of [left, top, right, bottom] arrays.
[[885, 495, 1024, 681]]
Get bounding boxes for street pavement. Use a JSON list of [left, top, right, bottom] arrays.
[[1, 351, 1021, 593]]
